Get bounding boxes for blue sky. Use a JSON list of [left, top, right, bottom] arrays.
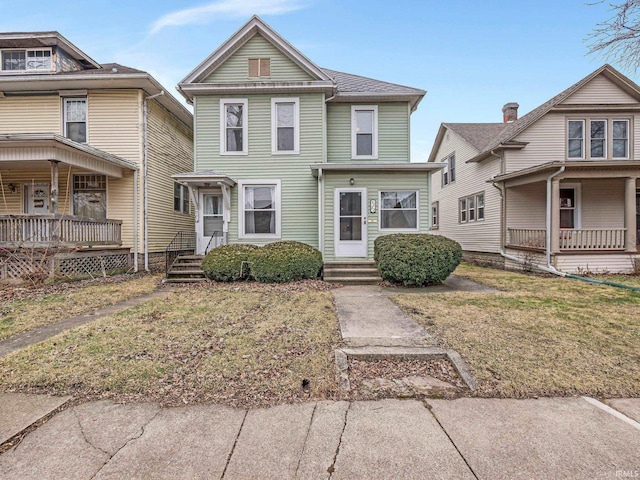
[[1, 0, 624, 160]]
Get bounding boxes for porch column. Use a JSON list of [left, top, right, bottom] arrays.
[[49, 160, 59, 214], [550, 178, 560, 253], [625, 177, 637, 252]]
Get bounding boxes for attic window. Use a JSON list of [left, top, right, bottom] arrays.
[[1, 49, 52, 71], [248, 58, 270, 78]]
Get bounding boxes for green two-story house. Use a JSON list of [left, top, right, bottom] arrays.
[[174, 16, 441, 270]]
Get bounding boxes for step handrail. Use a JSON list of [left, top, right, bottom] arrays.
[[165, 231, 197, 275]]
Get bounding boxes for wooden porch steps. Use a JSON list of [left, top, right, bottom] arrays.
[[165, 254, 206, 283], [323, 261, 382, 286]]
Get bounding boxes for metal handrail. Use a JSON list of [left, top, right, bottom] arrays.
[[204, 231, 223, 255], [165, 231, 196, 275]]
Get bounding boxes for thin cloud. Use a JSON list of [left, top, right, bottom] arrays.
[[150, 0, 307, 34]]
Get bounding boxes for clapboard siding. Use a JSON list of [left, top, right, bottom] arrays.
[[205, 34, 314, 83], [507, 113, 565, 173], [556, 254, 636, 273], [580, 178, 625, 228], [322, 171, 431, 260], [195, 92, 324, 247], [561, 76, 638, 104], [0, 96, 61, 133], [146, 99, 194, 252], [430, 127, 502, 253], [506, 182, 546, 229], [326, 103, 410, 162]]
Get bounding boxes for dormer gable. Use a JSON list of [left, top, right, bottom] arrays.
[[559, 73, 640, 105]]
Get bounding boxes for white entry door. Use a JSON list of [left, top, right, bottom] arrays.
[[335, 188, 367, 257], [25, 183, 50, 214], [198, 192, 224, 254]]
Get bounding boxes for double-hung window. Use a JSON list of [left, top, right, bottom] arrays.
[[220, 99, 248, 155], [568, 118, 631, 159], [613, 120, 629, 158], [64, 98, 87, 143], [379, 191, 418, 230], [352, 106, 378, 159], [432, 202, 439, 229], [442, 153, 455, 186], [459, 192, 485, 224], [239, 180, 281, 238], [1, 48, 52, 71], [568, 120, 584, 159], [174, 183, 189, 214], [590, 120, 606, 158], [271, 98, 299, 154]]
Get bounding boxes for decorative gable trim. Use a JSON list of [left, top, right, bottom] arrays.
[[179, 15, 333, 86]]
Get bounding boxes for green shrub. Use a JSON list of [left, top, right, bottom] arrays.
[[248, 241, 323, 283], [374, 234, 462, 286], [201, 244, 259, 282]]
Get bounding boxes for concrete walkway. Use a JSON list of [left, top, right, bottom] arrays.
[[0, 394, 638, 479]]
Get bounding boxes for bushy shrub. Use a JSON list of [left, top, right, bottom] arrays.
[[248, 241, 323, 283], [201, 244, 259, 282], [374, 234, 462, 286]]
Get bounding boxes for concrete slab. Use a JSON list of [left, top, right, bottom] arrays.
[[296, 401, 349, 480], [0, 393, 70, 445], [333, 287, 432, 347], [607, 398, 640, 423], [429, 397, 640, 479], [94, 404, 245, 480], [331, 399, 474, 479], [224, 402, 315, 480]]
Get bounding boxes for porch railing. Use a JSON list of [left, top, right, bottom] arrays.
[[507, 228, 627, 251], [165, 231, 197, 275], [559, 228, 626, 250], [0, 214, 122, 246]]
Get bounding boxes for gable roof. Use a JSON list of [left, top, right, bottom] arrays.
[[429, 64, 640, 163]]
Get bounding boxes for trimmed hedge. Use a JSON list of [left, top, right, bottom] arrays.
[[201, 244, 259, 282], [248, 241, 323, 283], [374, 234, 462, 286]]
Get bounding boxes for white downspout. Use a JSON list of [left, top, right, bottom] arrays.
[[545, 166, 565, 272], [143, 90, 165, 271], [133, 169, 139, 272], [317, 168, 323, 254]]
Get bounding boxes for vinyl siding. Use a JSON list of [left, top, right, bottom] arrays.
[[204, 34, 314, 83], [556, 254, 636, 273], [322, 171, 431, 260], [505, 182, 546, 229], [326, 103, 410, 162], [108, 171, 136, 248], [430, 128, 502, 253], [195, 93, 324, 247], [0, 95, 61, 133], [506, 113, 565, 173], [580, 178, 625, 228], [561, 76, 638, 104], [145, 99, 194, 253]]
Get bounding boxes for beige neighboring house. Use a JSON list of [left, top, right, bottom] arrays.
[[429, 64, 640, 274], [0, 32, 193, 280]]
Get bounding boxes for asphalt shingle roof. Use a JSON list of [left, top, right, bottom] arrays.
[[443, 123, 507, 152], [321, 68, 425, 95]]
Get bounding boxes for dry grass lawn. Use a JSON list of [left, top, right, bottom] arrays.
[[0, 274, 161, 340], [0, 282, 341, 408], [392, 263, 640, 398]]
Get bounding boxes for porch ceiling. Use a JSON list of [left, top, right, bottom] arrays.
[[0, 134, 137, 178], [490, 160, 640, 188]]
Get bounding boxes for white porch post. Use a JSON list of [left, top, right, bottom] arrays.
[[49, 160, 59, 214], [220, 184, 231, 245], [550, 178, 560, 253], [625, 177, 637, 252]]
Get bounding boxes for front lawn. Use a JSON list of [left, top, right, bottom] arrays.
[[0, 282, 341, 408], [392, 263, 640, 398]]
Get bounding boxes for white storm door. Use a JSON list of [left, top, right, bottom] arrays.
[[198, 192, 223, 254], [25, 183, 50, 214], [335, 188, 367, 257]]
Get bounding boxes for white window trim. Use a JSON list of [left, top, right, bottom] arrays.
[[459, 193, 485, 224], [72, 174, 108, 218], [271, 97, 299, 155], [441, 153, 455, 186], [476, 193, 485, 221], [567, 119, 585, 160], [1, 47, 54, 72], [220, 98, 248, 155], [589, 119, 607, 159], [173, 182, 190, 214], [431, 201, 439, 229], [378, 190, 419, 232], [612, 118, 630, 159], [238, 179, 282, 239], [63, 97, 88, 144], [559, 183, 582, 229], [351, 105, 378, 160]]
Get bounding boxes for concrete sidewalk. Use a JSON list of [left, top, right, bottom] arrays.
[[0, 395, 638, 479]]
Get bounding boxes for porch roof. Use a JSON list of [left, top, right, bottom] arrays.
[[310, 162, 444, 177], [172, 170, 236, 188], [0, 134, 137, 178], [489, 160, 640, 187]]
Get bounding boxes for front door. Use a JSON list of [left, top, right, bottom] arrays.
[[198, 192, 224, 254], [335, 188, 367, 257], [25, 183, 50, 214]]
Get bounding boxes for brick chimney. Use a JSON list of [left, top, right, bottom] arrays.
[[502, 102, 519, 123]]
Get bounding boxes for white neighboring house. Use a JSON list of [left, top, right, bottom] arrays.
[[428, 64, 640, 274]]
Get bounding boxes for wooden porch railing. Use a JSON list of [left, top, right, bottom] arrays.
[[507, 228, 627, 251], [0, 214, 122, 246]]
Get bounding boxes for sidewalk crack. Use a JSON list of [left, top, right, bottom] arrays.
[[220, 410, 248, 480], [294, 403, 318, 478], [327, 402, 350, 479]]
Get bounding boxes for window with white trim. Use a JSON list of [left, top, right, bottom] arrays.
[[64, 98, 87, 143], [174, 183, 189, 214], [239, 180, 281, 238], [1, 48, 52, 71], [379, 191, 418, 230], [271, 98, 299, 154], [613, 119, 629, 158], [73, 174, 106, 220], [432, 202, 439, 229], [590, 119, 606, 158], [352, 106, 378, 159], [568, 117, 632, 159], [220, 99, 248, 155], [568, 120, 584, 159], [459, 192, 485, 224], [442, 153, 455, 186]]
